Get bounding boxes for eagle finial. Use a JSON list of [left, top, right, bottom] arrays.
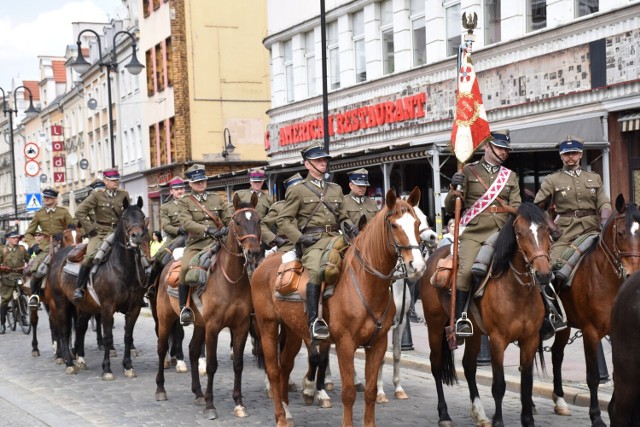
[[461, 12, 478, 32]]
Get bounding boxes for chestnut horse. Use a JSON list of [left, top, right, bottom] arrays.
[[421, 203, 552, 427], [551, 194, 640, 426], [252, 188, 426, 427], [46, 197, 149, 379], [608, 269, 640, 426], [154, 193, 262, 420]]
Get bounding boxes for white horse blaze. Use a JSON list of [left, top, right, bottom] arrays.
[[631, 221, 639, 237], [529, 222, 540, 247], [244, 211, 253, 222], [396, 212, 426, 275]]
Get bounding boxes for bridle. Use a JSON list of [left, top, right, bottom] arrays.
[[217, 207, 260, 283], [504, 217, 550, 288], [599, 208, 640, 278]]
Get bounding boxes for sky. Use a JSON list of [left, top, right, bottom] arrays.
[[0, 0, 121, 90]]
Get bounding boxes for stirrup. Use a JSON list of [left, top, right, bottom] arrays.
[[548, 311, 567, 332], [73, 288, 85, 301], [455, 313, 473, 338], [28, 295, 40, 308], [180, 307, 194, 326], [310, 318, 330, 340]]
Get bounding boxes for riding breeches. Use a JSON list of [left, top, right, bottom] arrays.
[[456, 237, 483, 292], [301, 235, 335, 284]]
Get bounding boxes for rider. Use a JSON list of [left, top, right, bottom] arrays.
[[445, 130, 521, 340], [533, 136, 612, 332], [0, 229, 30, 334], [176, 164, 231, 326], [260, 172, 303, 253], [343, 168, 379, 225], [73, 168, 130, 301], [145, 177, 187, 298], [277, 142, 357, 341], [23, 187, 75, 307], [232, 168, 273, 219]]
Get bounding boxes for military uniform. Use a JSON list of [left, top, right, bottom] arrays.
[[233, 189, 273, 220], [1, 231, 30, 333], [153, 196, 185, 262], [260, 173, 303, 252], [343, 193, 378, 225]]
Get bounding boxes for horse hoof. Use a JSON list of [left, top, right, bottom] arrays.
[[109, 349, 117, 357], [102, 372, 115, 381], [76, 363, 87, 371], [395, 390, 409, 400], [233, 405, 248, 417], [355, 383, 365, 392], [302, 393, 315, 405], [478, 421, 492, 427], [55, 357, 65, 365], [175, 361, 188, 373], [554, 406, 571, 416], [65, 366, 77, 375], [438, 421, 454, 427], [170, 356, 177, 366], [203, 408, 218, 420], [376, 393, 389, 404], [288, 382, 298, 392], [163, 360, 170, 369], [124, 369, 137, 378], [318, 397, 332, 409], [194, 397, 206, 406], [32, 350, 40, 357], [131, 349, 139, 357], [155, 392, 167, 401], [324, 382, 334, 391], [99, 345, 105, 351]]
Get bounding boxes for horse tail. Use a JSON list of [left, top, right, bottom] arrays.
[[440, 330, 458, 386], [251, 314, 266, 370], [535, 336, 547, 377]]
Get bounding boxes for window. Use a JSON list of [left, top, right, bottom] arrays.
[[143, 0, 150, 18], [410, 0, 426, 66], [484, 0, 501, 45], [283, 40, 294, 102], [169, 117, 176, 163], [527, 0, 547, 32], [155, 43, 165, 92], [149, 124, 157, 168], [328, 21, 340, 90], [145, 49, 154, 96], [446, 2, 461, 57], [381, 0, 394, 74], [305, 31, 316, 96], [159, 120, 167, 165], [165, 37, 173, 87], [575, 0, 598, 17], [352, 10, 366, 83]]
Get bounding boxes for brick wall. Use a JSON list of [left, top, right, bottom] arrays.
[[170, 0, 191, 163]]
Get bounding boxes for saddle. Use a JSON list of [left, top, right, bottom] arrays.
[[274, 251, 337, 302], [166, 260, 182, 288], [554, 233, 599, 285], [430, 254, 453, 290], [67, 244, 87, 263]]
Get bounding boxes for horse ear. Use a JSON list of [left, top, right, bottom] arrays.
[[250, 192, 259, 208], [615, 194, 625, 213], [123, 197, 130, 210], [357, 214, 368, 231], [144, 217, 150, 228], [137, 196, 144, 209], [407, 186, 421, 207], [233, 193, 241, 211], [385, 189, 397, 209]]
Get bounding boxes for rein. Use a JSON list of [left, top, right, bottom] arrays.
[[598, 210, 640, 278]]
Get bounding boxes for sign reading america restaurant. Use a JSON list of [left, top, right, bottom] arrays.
[[277, 92, 427, 147]]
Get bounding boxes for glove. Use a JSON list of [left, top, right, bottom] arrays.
[[298, 234, 319, 248], [31, 244, 42, 255], [206, 226, 228, 239], [343, 222, 358, 239], [177, 226, 187, 236], [271, 236, 290, 248], [87, 229, 98, 238], [67, 224, 77, 230], [451, 173, 465, 188], [550, 229, 562, 241]]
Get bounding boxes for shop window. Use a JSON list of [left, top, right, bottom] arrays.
[[352, 10, 366, 83], [381, 0, 394, 74], [527, 0, 547, 32], [155, 44, 165, 92], [410, 0, 426, 66], [165, 37, 173, 87], [305, 31, 316, 96], [445, 2, 461, 57], [149, 124, 157, 168], [283, 40, 294, 102], [328, 21, 340, 90], [575, 0, 598, 17], [484, 0, 501, 45], [146, 49, 154, 96]]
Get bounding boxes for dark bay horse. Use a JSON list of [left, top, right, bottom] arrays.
[[421, 203, 552, 427], [551, 194, 640, 426], [608, 269, 640, 426], [47, 197, 149, 379], [154, 193, 262, 420], [251, 188, 426, 427]]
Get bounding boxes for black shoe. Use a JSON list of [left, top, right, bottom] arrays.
[[73, 288, 85, 302], [0, 324, 5, 334], [28, 295, 39, 308], [180, 307, 194, 326], [310, 319, 329, 340]]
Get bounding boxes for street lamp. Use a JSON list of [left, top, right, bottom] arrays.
[[222, 128, 235, 158], [0, 85, 39, 222], [72, 29, 144, 168]]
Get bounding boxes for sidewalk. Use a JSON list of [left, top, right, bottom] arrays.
[[355, 302, 613, 411]]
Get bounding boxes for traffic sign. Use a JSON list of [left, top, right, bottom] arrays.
[[24, 142, 39, 159], [25, 160, 40, 177], [26, 193, 42, 212]]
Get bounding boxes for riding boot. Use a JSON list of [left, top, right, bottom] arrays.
[[541, 284, 567, 336], [73, 265, 91, 302], [0, 306, 6, 334], [145, 262, 162, 299], [306, 283, 329, 340], [454, 290, 473, 337], [178, 284, 193, 326], [28, 276, 43, 307]]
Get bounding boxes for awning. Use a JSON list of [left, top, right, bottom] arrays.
[[509, 117, 606, 147], [618, 112, 640, 132]]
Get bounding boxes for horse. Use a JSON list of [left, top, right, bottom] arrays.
[[551, 194, 640, 426], [46, 196, 149, 379], [252, 187, 426, 427], [608, 269, 640, 426], [421, 202, 552, 427], [154, 193, 262, 420]]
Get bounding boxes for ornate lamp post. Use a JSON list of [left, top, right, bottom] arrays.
[[71, 29, 144, 168]]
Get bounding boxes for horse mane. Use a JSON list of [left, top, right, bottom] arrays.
[[625, 203, 640, 230], [491, 202, 547, 276]]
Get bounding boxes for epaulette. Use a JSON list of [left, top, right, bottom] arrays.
[[326, 181, 340, 187]]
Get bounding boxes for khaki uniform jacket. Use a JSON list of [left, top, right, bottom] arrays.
[[177, 192, 231, 251], [232, 189, 273, 219], [160, 198, 184, 243], [0, 244, 30, 288], [444, 159, 521, 291], [24, 206, 75, 251], [343, 193, 379, 225], [75, 189, 131, 237], [261, 200, 282, 246], [533, 167, 611, 262]]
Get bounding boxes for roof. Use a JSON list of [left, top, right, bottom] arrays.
[[22, 80, 40, 101], [52, 60, 66, 83]]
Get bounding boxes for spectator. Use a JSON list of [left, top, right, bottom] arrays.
[[150, 231, 163, 257], [438, 219, 456, 248]]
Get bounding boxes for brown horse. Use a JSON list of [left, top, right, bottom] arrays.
[[154, 193, 262, 420], [46, 197, 149, 379], [252, 188, 426, 427], [608, 269, 640, 426], [551, 194, 640, 426], [421, 202, 552, 427]]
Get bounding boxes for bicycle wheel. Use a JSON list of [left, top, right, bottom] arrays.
[[7, 302, 17, 331], [18, 294, 31, 335]]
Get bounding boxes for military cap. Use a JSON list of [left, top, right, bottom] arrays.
[[488, 130, 511, 150], [301, 142, 331, 160], [102, 168, 121, 180], [558, 136, 584, 154], [168, 177, 186, 188], [185, 164, 207, 182], [89, 179, 106, 190], [5, 229, 20, 238], [249, 168, 267, 182], [348, 168, 370, 186], [283, 172, 303, 189], [42, 187, 59, 198]]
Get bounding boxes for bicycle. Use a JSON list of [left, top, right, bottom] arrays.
[[5, 278, 31, 335]]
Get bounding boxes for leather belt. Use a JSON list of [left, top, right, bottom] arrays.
[[96, 220, 116, 227], [304, 225, 339, 234], [482, 205, 510, 214], [558, 209, 597, 218]]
